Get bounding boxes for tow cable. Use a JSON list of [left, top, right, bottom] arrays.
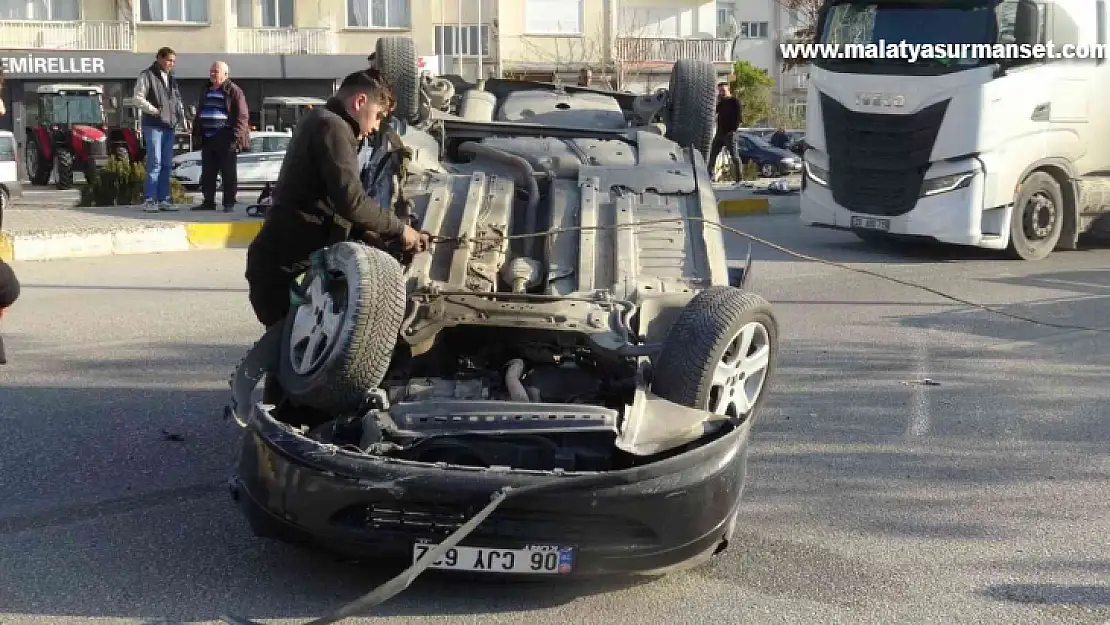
[[221, 217, 1108, 625]]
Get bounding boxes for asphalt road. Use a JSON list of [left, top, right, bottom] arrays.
[[1, 215, 1108, 624]]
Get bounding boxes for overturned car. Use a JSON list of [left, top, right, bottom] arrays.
[[227, 37, 780, 579]]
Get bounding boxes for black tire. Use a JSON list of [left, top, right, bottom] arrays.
[[1008, 171, 1064, 261], [26, 139, 51, 186], [56, 148, 75, 190], [276, 242, 407, 414], [664, 59, 717, 160], [375, 36, 421, 124], [651, 287, 779, 422]]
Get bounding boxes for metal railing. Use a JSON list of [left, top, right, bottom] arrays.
[[0, 20, 134, 51], [615, 37, 732, 64], [232, 27, 336, 54]]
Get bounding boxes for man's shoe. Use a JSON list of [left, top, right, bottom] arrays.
[[142, 200, 160, 213], [192, 202, 216, 211], [219, 204, 235, 213], [159, 201, 178, 212]]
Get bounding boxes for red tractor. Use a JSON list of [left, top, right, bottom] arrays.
[[24, 84, 111, 190]]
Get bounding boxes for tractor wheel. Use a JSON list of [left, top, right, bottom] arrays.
[[56, 148, 75, 190], [25, 139, 51, 186]]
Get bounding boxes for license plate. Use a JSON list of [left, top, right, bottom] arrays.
[[413, 542, 574, 574], [851, 216, 891, 231]]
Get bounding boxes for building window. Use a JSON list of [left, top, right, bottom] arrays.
[[434, 25, 490, 57], [739, 21, 769, 38], [347, 0, 410, 29], [0, 0, 80, 20], [525, 0, 582, 35], [262, 0, 294, 27], [139, 0, 209, 23], [716, 1, 735, 27], [235, 0, 252, 27]]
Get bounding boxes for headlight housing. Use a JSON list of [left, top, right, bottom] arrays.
[[920, 171, 974, 197], [804, 161, 829, 187]]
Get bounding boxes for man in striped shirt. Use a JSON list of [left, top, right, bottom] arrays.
[[190, 61, 250, 212]]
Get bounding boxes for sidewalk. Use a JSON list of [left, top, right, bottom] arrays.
[[0, 180, 800, 262], [0, 203, 263, 262]]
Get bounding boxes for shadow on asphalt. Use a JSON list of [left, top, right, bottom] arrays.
[[981, 584, 1110, 606], [2, 332, 1109, 620]]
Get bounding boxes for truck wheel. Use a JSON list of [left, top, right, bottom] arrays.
[[664, 59, 717, 160], [1008, 171, 1064, 260], [374, 37, 420, 124], [276, 242, 407, 414], [55, 148, 75, 190], [26, 140, 51, 186], [651, 286, 779, 424]]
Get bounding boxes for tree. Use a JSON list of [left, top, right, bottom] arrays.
[[777, 0, 822, 72], [729, 60, 774, 126]]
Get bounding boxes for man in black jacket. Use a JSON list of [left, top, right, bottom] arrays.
[[245, 69, 429, 329], [709, 81, 743, 178], [0, 259, 19, 365], [191, 61, 251, 212]]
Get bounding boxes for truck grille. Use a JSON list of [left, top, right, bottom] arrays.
[[88, 140, 108, 157], [331, 501, 658, 545], [819, 92, 949, 216]]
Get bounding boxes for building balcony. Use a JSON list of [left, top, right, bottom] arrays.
[[784, 68, 808, 90], [615, 37, 732, 65], [232, 27, 337, 55], [0, 20, 135, 51]]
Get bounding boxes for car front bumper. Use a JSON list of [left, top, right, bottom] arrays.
[[229, 404, 752, 577]]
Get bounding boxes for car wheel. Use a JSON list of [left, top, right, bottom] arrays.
[[0, 186, 8, 230], [664, 59, 717, 160], [1007, 171, 1064, 261], [651, 286, 779, 424], [276, 241, 407, 414], [375, 36, 421, 124]]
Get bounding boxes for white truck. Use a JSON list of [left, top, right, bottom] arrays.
[[799, 0, 1110, 260]]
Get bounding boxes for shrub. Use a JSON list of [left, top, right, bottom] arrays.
[[741, 159, 760, 181], [78, 156, 188, 207]]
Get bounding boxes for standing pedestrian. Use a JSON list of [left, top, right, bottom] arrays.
[[709, 81, 743, 178], [0, 258, 17, 365], [132, 47, 185, 213], [191, 61, 250, 212]]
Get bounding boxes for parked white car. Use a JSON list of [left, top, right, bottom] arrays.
[[0, 130, 23, 223], [171, 131, 292, 190]]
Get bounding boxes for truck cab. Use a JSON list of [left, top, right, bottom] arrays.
[[800, 0, 1110, 260]]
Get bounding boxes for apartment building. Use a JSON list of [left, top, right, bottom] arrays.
[[0, 0, 735, 138], [715, 0, 809, 120]]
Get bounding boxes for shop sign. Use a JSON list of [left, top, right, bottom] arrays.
[[1, 56, 106, 75]]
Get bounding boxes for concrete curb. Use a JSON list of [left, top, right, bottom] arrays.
[[718, 194, 800, 217], [0, 220, 265, 262]]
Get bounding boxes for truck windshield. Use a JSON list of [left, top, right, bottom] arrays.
[[816, 1, 1011, 75]]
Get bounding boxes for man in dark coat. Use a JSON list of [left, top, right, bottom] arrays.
[[191, 61, 250, 212], [709, 81, 743, 177], [245, 69, 429, 330], [0, 259, 19, 365]]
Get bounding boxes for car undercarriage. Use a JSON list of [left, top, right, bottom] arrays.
[[226, 36, 781, 583]]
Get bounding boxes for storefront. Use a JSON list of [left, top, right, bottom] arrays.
[[0, 50, 374, 137]]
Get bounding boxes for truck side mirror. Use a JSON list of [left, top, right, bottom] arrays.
[[1013, 0, 1042, 46]]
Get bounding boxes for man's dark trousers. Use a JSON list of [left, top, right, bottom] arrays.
[[709, 131, 740, 176], [201, 131, 238, 208]]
